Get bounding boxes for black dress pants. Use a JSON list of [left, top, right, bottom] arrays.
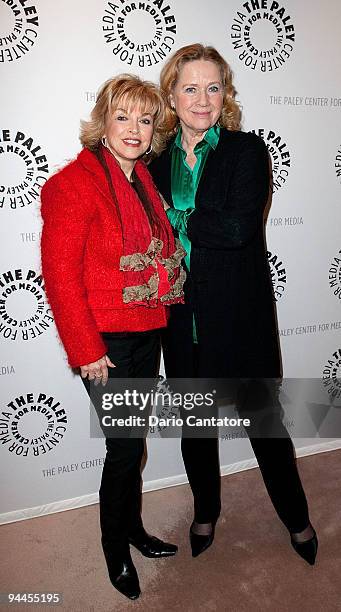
[[82, 329, 161, 557], [162, 304, 310, 533], [162, 304, 221, 524]]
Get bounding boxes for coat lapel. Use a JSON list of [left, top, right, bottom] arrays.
[[195, 130, 231, 210]]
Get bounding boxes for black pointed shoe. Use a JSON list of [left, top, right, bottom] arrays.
[[290, 529, 318, 566], [129, 530, 178, 558], [189, 522, 215, 558], [104, 552, 140, 600]]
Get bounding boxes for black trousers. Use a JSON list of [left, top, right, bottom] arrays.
[[82, 330, 161, 556], [162, 304, 310, 533]]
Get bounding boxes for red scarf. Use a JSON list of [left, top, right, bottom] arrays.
[[102, 146, 186, 307]]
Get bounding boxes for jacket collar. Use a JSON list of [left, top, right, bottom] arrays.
[[77, 147, 105, 175], [76, 147, 153, 211], [77, 147, 113, 204], [76, 147, 142, 204]]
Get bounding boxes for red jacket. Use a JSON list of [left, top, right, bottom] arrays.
[[40, 148, 169, 368]]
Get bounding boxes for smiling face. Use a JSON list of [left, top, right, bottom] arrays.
[[170, 59, 224, 138], [104, 102, 154, 174]]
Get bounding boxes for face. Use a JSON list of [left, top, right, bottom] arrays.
[[170, 60, 224, 135], [104, 103, 154, 168]]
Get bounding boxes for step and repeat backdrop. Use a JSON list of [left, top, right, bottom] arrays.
[[1, 0, 341, 523]]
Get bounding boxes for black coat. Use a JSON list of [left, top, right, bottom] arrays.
[[150, 129, 281, 379]]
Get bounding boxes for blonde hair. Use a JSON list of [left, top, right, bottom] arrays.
[[80, 74, 165, 157], [160, 44, 241, 138]]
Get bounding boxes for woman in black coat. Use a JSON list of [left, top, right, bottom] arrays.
[[150, 43, 318, 564]]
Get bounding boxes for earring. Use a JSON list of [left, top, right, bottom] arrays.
[[145, 144, 152, 155], [101, 136, 107, 147]]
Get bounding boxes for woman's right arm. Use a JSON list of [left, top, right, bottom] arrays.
[[40, 173, 107, 369]]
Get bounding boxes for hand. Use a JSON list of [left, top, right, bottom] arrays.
[[80, 354, 116, 386]]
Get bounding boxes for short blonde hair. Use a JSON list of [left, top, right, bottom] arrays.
[[80, 74, 165, 157], [160, 44, 241, 137]]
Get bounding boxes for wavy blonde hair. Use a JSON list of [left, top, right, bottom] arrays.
[[80, 74, 166, 157], [160, 44, 241, 138]]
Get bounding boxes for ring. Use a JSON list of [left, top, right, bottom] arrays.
[[95, 373, 102, 378]]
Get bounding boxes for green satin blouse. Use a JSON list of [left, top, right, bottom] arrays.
[[166, 124, 220, 341]]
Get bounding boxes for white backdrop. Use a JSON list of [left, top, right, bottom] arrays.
[[1, 0, 341, 523]]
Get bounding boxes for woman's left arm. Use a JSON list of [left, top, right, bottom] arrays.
[[187, 135, 269, 250]]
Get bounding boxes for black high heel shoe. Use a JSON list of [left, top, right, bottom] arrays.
[[103, 546, 140, 600], [189, 521, 216, 558], [290, 528, 318, 566], [129, 529, 178, 558]]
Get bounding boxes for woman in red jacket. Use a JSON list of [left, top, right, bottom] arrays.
[[40, 74, 186, 601]]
